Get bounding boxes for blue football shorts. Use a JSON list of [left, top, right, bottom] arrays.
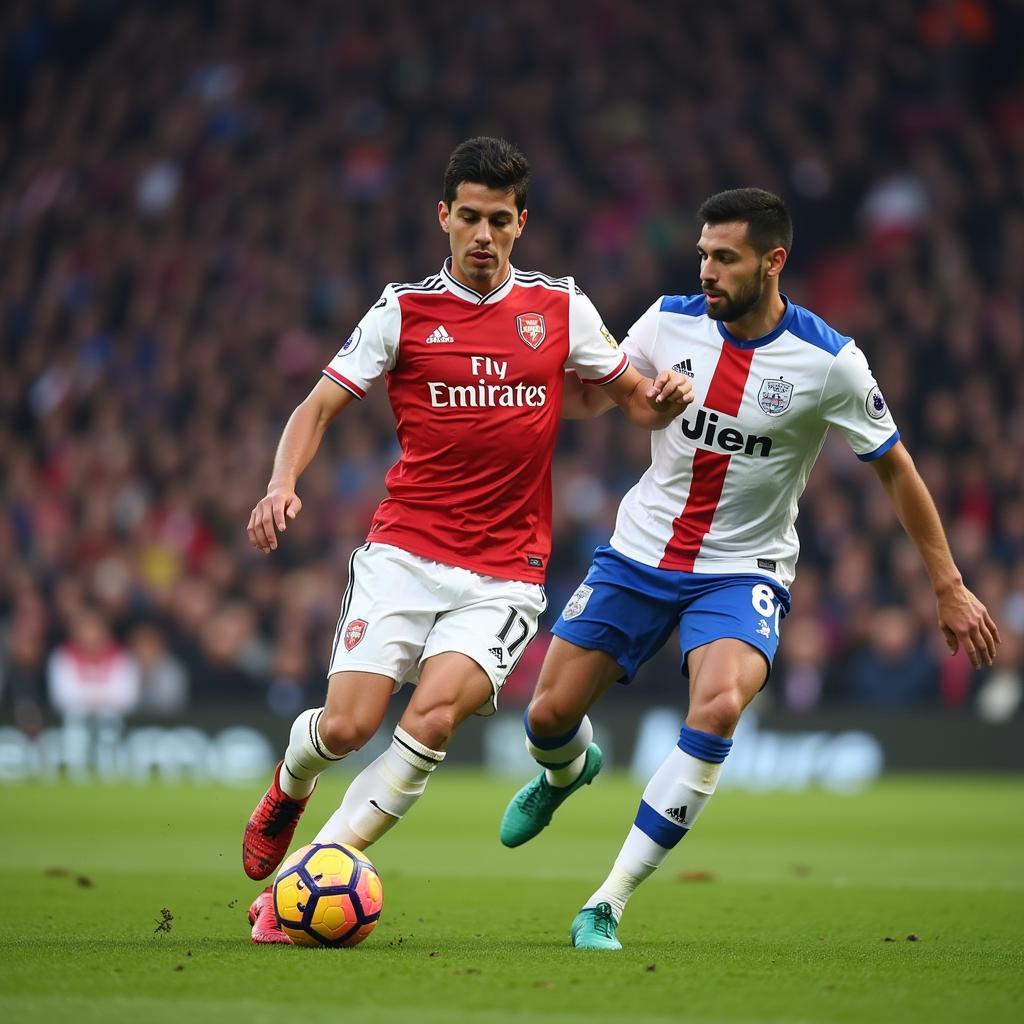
[[552, 545, 791, 683]]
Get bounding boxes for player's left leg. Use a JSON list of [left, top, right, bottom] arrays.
[[313, 652, 493, 849], [248, 885, 291, 944], [576, 639, 765, 948], [574, 574, 787, 948]]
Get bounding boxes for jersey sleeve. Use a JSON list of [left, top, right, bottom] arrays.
[[818, 341, 900, 460], [564, 281, 629, 384], [322, 284, 401, 398], [618, 298, 663, 379]]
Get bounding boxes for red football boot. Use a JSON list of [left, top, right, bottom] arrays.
[[248, 885, 291, 945], [242, 761, 313, 880]]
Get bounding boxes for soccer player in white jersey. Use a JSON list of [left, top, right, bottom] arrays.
[[240, 137, 693, 943], [500, 187, 1001, 950]]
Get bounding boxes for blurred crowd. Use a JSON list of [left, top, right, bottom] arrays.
[[2, 0, 1023, 733]]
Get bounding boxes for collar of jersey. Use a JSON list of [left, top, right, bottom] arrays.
[[441, 257, 515, 305], [714, 295, 796, 349]]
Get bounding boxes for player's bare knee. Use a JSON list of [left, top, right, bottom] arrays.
[[526, 694, 575, 737], [402, 704, 457, 751], [690, 689, 745, 737], [318, 708, 377, 755]]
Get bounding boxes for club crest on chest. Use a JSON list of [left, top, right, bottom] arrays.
[[516, 313, 546, 349], [759, 378, 793, 416]]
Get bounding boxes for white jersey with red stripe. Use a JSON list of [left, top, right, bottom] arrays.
[[322, 259, 628, 584], [610, 294, 899, 588]]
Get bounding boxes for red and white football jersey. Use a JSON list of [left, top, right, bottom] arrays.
[[323, 259, 628, 583], [611, 295, 900, 588]]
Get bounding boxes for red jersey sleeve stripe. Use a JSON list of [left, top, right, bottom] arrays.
[[322, 366, 366, 398], [582, 352, 629, 386]]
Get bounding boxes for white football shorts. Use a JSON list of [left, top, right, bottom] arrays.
[[327, 542, 547, 715]]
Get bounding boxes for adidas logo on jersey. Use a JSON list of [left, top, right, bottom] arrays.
[[488, 646, 507, 668], [425, 325, 455, 344], [673, 358, 695, 378], [664, 805, 688, 825]]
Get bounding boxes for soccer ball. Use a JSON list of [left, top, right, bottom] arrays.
[[273, 842, 383, 947]]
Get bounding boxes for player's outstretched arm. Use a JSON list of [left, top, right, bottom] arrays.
[[247, 377, 357, 554], [562, 366, 692, 425], [871, 442, 1001, 668], [561, 370, 616, 419], [610, 365, 693, 428]]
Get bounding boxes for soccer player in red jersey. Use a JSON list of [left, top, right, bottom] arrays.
[[242, 137, 693, 942]]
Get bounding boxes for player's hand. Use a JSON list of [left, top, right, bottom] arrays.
[[936, 582, 1001, 668], [645, 370, 694, 416], [247, 487, 302, 554]]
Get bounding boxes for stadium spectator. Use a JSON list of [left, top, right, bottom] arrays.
[[0, 587, 48, 735], [46, 607, 141, 720], [129, 622, 189, 717], [845, 606, 940, 706]]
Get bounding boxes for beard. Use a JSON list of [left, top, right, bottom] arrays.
[[705, 272, 765, 322]]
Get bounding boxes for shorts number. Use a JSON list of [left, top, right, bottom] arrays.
[[751, 584, 775, 616], [751, 584, 782, 636], [496, 607, 530, 657]]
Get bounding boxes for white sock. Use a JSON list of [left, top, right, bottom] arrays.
[[280, 708, 348, 799], [584, 744, 724, 921], [313, 726, 445, 850], [547, 751, 587, 787], [524, 713, 594, 788]]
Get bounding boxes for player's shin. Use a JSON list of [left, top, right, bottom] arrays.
[[280, 707, 349, 799], [525, 711, 594, 786], [313, 726, 445, 849], [584, 726, 731, 921]]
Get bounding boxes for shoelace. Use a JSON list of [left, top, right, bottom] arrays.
[[260, 794, 302, 837], [592, 903, 617, 938], [519, 777, 552, 813]]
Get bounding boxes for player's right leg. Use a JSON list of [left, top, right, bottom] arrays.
[[242, 670, 392, 881], [499, 638, 620, 847], [244, 541, 432, 882], [502, 546, 679, 848]]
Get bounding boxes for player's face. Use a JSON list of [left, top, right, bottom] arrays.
[[438, 182, 527, 292], [697, 222, 770, 323]]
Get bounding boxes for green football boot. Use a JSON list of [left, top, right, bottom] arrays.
[[499, 743, 603, 848], [570, 902, 622, 950]]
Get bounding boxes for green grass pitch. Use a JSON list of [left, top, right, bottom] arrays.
[[2, 772, 1022, 1024]]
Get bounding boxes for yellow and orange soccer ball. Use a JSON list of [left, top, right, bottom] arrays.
[[273, 842, 383, 947]]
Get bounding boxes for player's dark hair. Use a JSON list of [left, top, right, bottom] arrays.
[[697, 188, 793, 254], [443, 136, 530, 212]]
